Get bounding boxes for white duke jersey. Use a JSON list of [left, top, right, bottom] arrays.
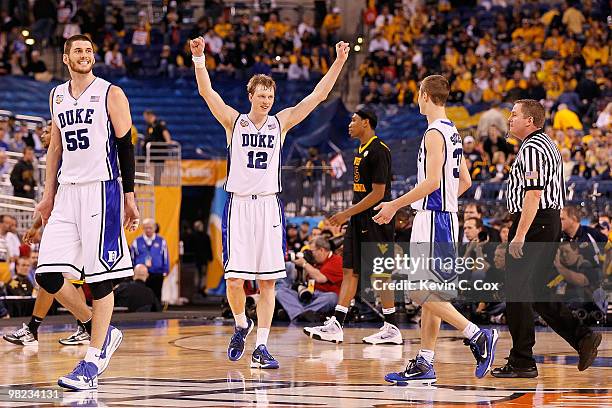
[[224, 114, 283, 195], [51, 77, 120, 185], [412, 119, 462, 213]]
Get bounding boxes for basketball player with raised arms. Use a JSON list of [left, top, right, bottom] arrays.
[[34, 34, 139, 390], [373, 75, 498, 384], [190, 36, 349, 368]]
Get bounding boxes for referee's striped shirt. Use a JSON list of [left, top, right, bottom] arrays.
[[506, 129, 565, 214]]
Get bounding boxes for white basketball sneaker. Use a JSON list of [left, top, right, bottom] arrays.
[[362, 322, 403, 345], [303, 316, 343, 343]]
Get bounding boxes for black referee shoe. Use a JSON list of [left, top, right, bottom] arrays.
[[491, 360, 538, 378], [577, 331, 602, 371]]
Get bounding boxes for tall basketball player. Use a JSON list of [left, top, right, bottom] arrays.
[[34, 35, 139, 390], [190, 36, 349, 368], [373, 75, 498, 384]]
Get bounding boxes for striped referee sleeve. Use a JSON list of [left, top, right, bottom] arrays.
[[521, 146, 545, 190]]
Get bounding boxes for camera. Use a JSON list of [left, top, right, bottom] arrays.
[[296, 279, 315, 303], [287, 249, 316, 264]]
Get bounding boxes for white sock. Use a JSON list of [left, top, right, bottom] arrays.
[[335, 305, 348, 313], [462, 322, 480, 340], [418, 349, 435, 365], [84, 347, 101, 369], [256, 328, 270, 346], [382, 307, 396, 315], [234, 312, 248, 329]]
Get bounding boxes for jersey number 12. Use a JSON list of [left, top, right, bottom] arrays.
[[247, 151, 268, 169]]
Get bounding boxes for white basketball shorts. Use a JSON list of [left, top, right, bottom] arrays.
[[37, 180, 134, 283], [222, 193, 287, 281], [409, 210, 459, 284]]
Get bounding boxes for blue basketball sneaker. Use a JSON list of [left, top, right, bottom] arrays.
[[465, 328, 499, 378], [98, 325, 123, 375], [58, 360, 98, 390], [385, 356, 436, 385], [227, 318, 254, 361], [250, 344, 279, 369]]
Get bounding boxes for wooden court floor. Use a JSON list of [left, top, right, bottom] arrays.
[[0, 319, 609, 407]]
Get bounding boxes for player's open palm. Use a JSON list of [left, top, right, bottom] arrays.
[[190, 36, 205, 57], [335, 41, 350, 63]]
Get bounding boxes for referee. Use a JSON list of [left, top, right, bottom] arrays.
[[492, 99, 601, 378]]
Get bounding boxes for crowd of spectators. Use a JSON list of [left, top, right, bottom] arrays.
[[1, 0, 347, 81]]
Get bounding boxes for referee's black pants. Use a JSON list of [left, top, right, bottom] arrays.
[[505, 209, 592, 368]]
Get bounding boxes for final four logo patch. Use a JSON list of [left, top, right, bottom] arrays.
[[240, 119, 249, 127], [55, 95, 64, 104]]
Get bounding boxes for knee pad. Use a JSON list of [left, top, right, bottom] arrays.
[[88, 280, 114, 300], [35, 273, 64, 294]]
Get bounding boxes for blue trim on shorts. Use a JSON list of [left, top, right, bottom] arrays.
[[276, 195, 286, 256], [98, 180, 125, 270], [222, 193, 233, 269], [430, 211, 457, 282], [426, 188, 442, 210]]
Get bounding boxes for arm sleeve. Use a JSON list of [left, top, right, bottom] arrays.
[[521, 146, 545, 190], [115, 132, 135, 193], [370, 146, 390, 184]]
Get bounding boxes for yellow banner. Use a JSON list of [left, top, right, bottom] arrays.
[[181, 160, 227, 186]]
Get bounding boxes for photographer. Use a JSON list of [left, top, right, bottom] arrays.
[[276, 237, 343, 322]]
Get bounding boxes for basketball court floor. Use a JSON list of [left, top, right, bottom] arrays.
[[0, 318, 609, 407]]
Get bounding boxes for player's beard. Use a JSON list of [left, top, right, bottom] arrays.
[[68, 58, 93, 74]]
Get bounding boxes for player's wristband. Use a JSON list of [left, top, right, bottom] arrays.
[[192, 55, 206, 69]]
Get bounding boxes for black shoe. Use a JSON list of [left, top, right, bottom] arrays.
[[491, 360, 538, 378], [578, 331, 602, 371]]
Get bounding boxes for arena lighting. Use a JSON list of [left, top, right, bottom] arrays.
[[275, 55, 281, 61], [357, 37, 363, 44], [354, 45, 361, 52], [25, 38, 35, 45], [21, 30, 29, 37]]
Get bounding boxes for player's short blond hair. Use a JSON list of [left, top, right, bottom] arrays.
[[247, 74, 276, 95]]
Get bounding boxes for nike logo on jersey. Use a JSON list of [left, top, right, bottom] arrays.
[[91, 213, 99, 217], [273, 224, 280, 228]]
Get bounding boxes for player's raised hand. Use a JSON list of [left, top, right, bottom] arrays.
[[190, 36, 205, 57], [335, 41, 350, 63]]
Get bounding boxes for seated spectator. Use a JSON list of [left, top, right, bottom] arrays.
[[10, 146, 36, 199], [264, 12, 286, 39], [6, 256, 33, 296], [287, 58, 309, 81], [571, 150, 593, 179], [286, 223, 302, 254], [369, 30, 389, 53], [462, 203, 501, 242], [322, 7, 342, 39], [23, 50, 52, 82], [488, 151, 510, 182], [462, 136, 487, 180], [158, 45, 176, 78], [9, 126, 27, 152], [104, 43, 124, 70], [276, 237, 342, 321], [561, 148, 575, 179], [0, 215, 20, 264], [203, 28, 223, 56], [461, 218, 492, 281], [482, 124, 511, 159], [379, 83, 397, 104], [24, 123, 44, 150], [476, 102, 508, 139], [130, 218, 169, 301], [553, 103, 583, 130], [560, 206, 607, 266], [132, 11, 150, 46], [361, 80, 380, 104], [114, 264, 162, 312], [298, 15, 316, 38]]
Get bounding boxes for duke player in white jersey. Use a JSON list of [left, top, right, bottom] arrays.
[[34, 35, 139, 390], [190, 36, 349, 368], [373, 75, 498, 385]]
